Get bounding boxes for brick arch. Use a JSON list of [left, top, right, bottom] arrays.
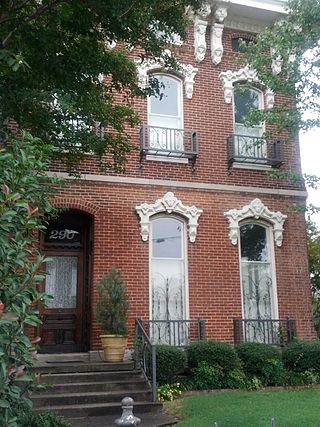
[[51, 197, 100, 216]]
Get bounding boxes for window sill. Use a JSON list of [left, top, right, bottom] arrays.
[[232, 162, 272, 171], [146, 155, 189, 164]]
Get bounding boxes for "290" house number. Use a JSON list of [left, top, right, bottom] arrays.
[[49, 229, 78, 240]]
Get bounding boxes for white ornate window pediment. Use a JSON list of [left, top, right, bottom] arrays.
[[224, 198, 287, 247], [136, 50, 198, 99], [219, 66, 275, 108], [136, 192, 203, 243]]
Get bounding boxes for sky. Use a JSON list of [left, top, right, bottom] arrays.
[[300, 130, 320, 225]]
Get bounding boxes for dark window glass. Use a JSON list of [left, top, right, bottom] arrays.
[[234, 87, 260, 124], [240, 223, 268, 262], [232, 37, 253, 52]]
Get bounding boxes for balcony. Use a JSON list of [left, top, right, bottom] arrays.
[[228, 134, 283, 169], [233, 318, 296, 346], [140, 125, 198, 171]]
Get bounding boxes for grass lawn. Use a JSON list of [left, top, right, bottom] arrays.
[[164, 388, 320, 427]]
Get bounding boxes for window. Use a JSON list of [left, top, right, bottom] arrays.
[[150, 217, 188, 344], [233, 86, 266, 159], [148, 74, 184, 152], [239, 222, 278, 342]]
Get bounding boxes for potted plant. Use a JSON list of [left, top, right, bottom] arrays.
[[95, 267, 129, 362]]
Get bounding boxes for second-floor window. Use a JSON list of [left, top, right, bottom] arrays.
[[233, 86, 266, 159], [148, 74, 184, 152]]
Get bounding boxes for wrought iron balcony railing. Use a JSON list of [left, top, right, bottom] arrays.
[[233, 318, 296, 346], [139, 319, 206, 347], [228, 134, 283, 168], [140, 125, 198, 171]]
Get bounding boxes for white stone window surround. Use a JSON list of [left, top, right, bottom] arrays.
[[224, 198, 287, 247], [219, 65, 275, 108], [135, 192, 203, 243], [136, 50, 198, 100]]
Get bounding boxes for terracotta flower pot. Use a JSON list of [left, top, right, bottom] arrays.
[[100, 335, 128, 362]]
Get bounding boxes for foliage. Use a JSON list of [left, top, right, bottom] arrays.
[[282, 340, 320, 373], [186, 340, 240, 372], [235, 342, 283, 385], [0, 0, 203, 173], [157, 382, 182, 402], [0, 133, 56, 427], [95, 267, 129, 335], [282, 369, 319, 387], [18, 407, 72, 427], [306, 220, 320, 336], [189, 362, 248, 390], [156, 345, 187, 385]]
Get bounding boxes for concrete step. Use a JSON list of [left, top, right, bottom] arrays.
[[33, 390, 153, 407], [40, 369, 143, 384], [32, 361, 134, 374], [38, 379, 149, 394], [33, 401, 163, 417]]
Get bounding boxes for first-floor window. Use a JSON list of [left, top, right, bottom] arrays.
[[150, 216, 188, 345], [239, 222, 278, 343]]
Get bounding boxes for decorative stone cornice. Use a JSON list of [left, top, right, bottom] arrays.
[[136, 51, 198, 99], [211, 23, 224, 65], [136, 192, 203, 243], [224, 198, 287, 247], [219, 65, 275, 108]]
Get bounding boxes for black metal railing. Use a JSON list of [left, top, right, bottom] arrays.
[[135, 319, 157, 401], [140, 125, 198, 170], [227, 134, 283, 168], [140, 319, 206, 347], [233, 318, 296, 346]]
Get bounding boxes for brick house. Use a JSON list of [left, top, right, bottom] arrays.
[[39, 0, 315, 355]]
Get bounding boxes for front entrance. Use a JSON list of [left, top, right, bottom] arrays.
[[40, 212, 92, 353]]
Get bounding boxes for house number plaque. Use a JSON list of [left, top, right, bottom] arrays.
[[44, 223, 81, 246]]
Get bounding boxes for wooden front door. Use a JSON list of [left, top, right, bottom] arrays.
[[40, 214, 91, 353]]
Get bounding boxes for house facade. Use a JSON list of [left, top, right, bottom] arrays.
[[39, 0, 315, 355]]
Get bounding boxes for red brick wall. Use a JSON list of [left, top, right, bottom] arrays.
[[47, 24, 314, 349]]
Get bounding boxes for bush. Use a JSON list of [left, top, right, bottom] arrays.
[[157, 382, 182, 401], [187, 340, 240, 373], [282, 369, 319, 387], [156, 345, 187, 384], [18, 407, 72, 427], [282, 340, 320, 373], [235, 342, 283, 385], [190, 362, 248, 390]]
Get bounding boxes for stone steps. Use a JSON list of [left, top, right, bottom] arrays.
[[31, 357, 162, 419]]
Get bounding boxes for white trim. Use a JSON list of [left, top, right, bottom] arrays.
[[219, 66, 275, 108], [233, 163, 272, 171], [135, 192, 203, 243], [224, 198, 287, 247], [136, 50, 198, 99], [47, 172, 308, 199], [238, 221, 279, 322], [147, 73, 184, 130], [149, 216, 189, 321], [145, 155, 188, 164]]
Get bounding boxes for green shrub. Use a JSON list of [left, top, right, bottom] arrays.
[[282, 369, 319, 387], [190, 362, 247, 390], [282, 340, 320, 373], [187, 340, 240, 372], [235, 342, 283, 385], [18, 407, 72, 427], [156, 345, 187, 384]]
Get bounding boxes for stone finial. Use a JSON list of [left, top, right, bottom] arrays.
[[114, 397, 141, 426]]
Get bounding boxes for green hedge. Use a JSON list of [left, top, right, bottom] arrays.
[[187, 340, 240, 372], [282, 340, 320, 373], [156, 345, 187, 384], [235, 342, 283, 385]]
